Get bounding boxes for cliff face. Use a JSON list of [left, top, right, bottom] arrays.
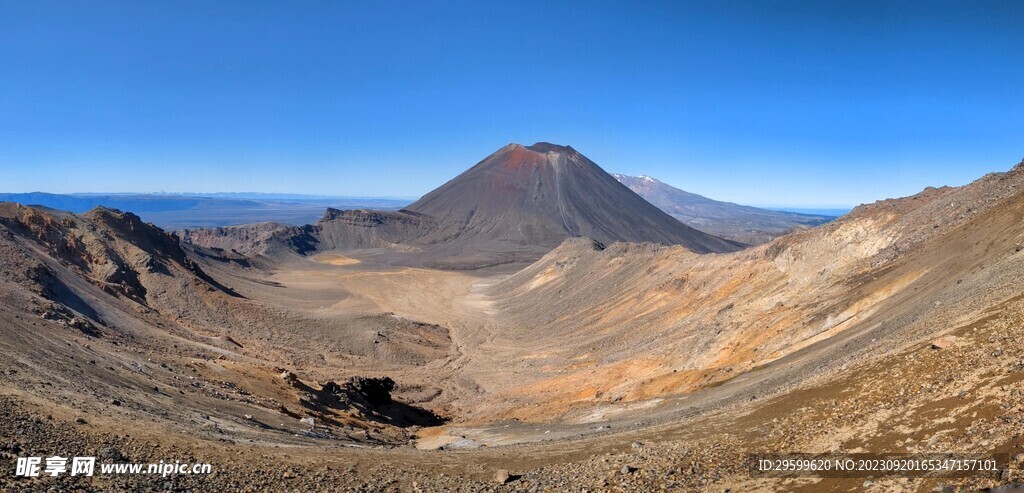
[[0, 203, 239, 307]]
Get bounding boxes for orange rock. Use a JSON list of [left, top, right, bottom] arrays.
[[931, 336, 958, 349]]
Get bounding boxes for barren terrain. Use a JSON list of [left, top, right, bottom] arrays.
[[2, 158, 1024, 492]]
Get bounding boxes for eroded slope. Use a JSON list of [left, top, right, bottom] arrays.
[[461, 159, 1024, 421]]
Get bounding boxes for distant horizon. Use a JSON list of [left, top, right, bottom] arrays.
[[3, 2, 1023, 207], [0, 184, 861, 212], [9, 156, 1020, 211], [2, 142, 1021, 210], [42, 191, 420, 201]]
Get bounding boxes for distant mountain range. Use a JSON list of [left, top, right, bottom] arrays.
[[611, 174, 836, 245], [0, 192, 410, 229], [761, 206, 852, 217]]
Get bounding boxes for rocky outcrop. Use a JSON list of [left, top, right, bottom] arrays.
[[0, 203, 239, 307]]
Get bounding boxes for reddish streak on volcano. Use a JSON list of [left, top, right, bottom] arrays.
[[501, 145, 547, 170]]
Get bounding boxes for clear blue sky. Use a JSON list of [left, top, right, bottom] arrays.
[[2, 1, 1022, 207]]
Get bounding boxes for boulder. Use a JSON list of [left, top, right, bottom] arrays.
[[280, 370, 298, 384], [346, 376, 395, 404], [931, 336, 957, 350]]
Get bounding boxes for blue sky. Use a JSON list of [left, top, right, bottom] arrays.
[[1, 1, 1022, 207]]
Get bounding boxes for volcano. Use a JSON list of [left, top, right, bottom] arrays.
[[612, 173, 835, 245], [396, 143, 743, 266], [182, 142, 744, 269]]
